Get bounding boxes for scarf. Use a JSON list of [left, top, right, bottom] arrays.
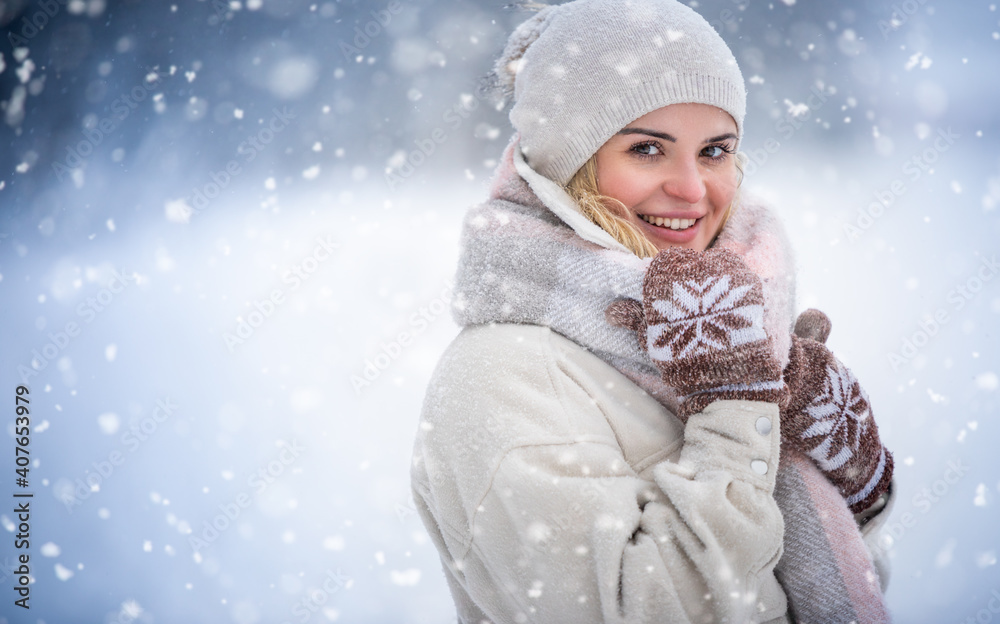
[[450, 132, 890, 623]]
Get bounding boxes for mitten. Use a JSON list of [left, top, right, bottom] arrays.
[[606, 247, 786, 421], [783, 308, 894, 514]]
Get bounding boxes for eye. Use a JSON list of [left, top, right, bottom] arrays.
[[701, 143, 735, 161], [629, 141, 662, 160]]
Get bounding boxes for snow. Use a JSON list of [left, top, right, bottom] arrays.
[[97, 412, 120, 434], [975, 372, 999, 390], [390, 568, 421, 586], [267, 56, 320, 100], [978, 551, 997, 568], [0, 0, 997, 622], [974, 484, 988, 507], [40, 542, 61, 557], [165, 199, 194, 224], [323, 535, 345, 551]]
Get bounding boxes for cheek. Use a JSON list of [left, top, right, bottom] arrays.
[[705, 170, 739, 210], [599, 164, 656, 210]]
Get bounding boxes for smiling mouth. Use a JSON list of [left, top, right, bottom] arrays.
[[639, 214, 698, 230]]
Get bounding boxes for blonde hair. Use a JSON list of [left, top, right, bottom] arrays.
[[564, 152, 746, 259]]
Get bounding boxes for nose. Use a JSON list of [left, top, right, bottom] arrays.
[[660, 158, 706, 205]]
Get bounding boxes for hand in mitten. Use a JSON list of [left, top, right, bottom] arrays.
[[605, 247, 786, 422], [782, 308, 894, 514]]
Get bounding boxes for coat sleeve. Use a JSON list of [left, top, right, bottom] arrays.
[[411, 325, 789, 624]]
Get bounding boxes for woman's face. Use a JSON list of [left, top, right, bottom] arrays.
[[594, 103, 740, 252]]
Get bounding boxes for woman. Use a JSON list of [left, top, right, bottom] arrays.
[[410, 1, 896, 622]]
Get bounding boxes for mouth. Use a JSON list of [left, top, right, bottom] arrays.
[[638, 214, 699, 231]]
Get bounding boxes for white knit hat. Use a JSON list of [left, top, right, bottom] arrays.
[[493, 0, 746, 186]]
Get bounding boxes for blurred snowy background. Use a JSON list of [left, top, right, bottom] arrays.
[[0, 0, 998, 622]]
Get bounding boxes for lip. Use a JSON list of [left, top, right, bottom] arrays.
[[636, 213, 702, 245]]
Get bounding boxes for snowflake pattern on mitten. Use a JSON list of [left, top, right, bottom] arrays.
[[783, 332, 893, 513], [647, 275, 767, 361], [801, 360, 872, 471]]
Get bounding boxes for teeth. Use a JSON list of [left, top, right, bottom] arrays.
[[640, 215, 697, 230]]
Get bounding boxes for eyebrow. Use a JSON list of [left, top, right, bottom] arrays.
[[617, 128, 737, 144]]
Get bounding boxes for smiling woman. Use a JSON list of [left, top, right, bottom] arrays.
[[410, 1, 896, 622], [571, 102, 744, 255]]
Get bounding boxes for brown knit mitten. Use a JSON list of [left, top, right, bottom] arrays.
[[783, 309, 894, 514], [606, 247, 786, 422]]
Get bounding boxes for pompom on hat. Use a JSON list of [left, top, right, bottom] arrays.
[[491, 0, 747, 186]]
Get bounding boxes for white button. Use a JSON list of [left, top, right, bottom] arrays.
[[751, 460, 768, 475], [755, 417, 772, 436]]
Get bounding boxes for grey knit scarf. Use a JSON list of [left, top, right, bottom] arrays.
[[449, 134, 891, 623]]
